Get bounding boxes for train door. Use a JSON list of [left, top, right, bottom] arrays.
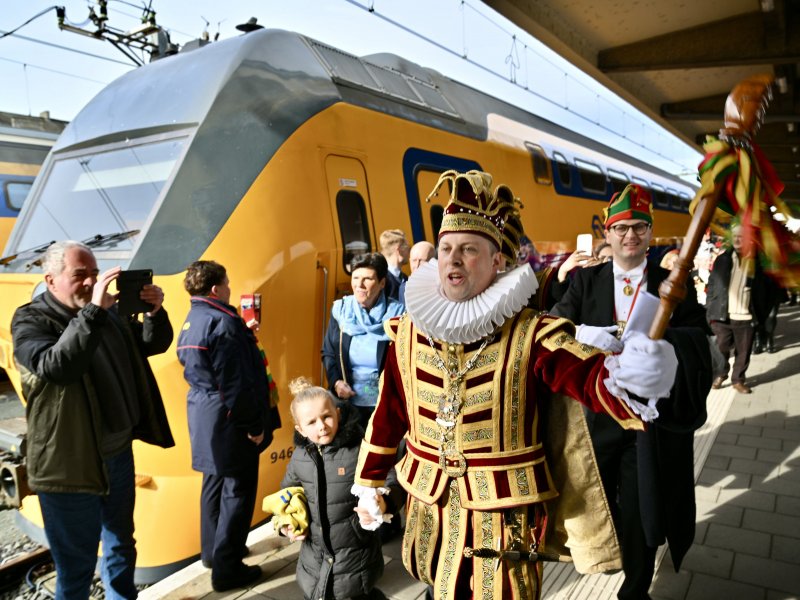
[[319, 154, 376, 380]]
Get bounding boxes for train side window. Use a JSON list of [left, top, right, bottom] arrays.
[[430, 204, 444, 240], [575, 159, 607, 194], [552, 152, 571, 187], [336, 190, 371, 271], [651, 183, 669, 209], [525, 142, 551, 185], [607, 169, 629, 194], [677, 192, 690, 213], [5, 181, 32, 211]]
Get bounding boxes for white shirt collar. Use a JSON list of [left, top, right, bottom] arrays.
[[612, 258, 647, 280], [404, 260, 539, 344]]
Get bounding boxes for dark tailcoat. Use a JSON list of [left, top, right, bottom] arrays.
[[551, 259, 712, 593]]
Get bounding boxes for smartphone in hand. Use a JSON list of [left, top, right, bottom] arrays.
[[117, 269, 154, 315], [576, 234, 593, 256]]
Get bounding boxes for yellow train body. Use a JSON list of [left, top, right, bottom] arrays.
[[0, 30, 694, 581]]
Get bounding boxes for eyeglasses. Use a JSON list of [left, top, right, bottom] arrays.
[[608, 222, 650, 237]]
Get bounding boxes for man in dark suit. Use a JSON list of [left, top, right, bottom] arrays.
[[379, 229, 409, 301], [551, 184, 712, 600]]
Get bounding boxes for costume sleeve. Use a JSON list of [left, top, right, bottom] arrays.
[[354, 342, 409, 487], [530, 315, 645, 431], [321, 316, 343, 394], [549, 268, 586, 322], [12, 303, 108, 385]]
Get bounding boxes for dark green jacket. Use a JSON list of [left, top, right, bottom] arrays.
[[11, 291, 175, 494]]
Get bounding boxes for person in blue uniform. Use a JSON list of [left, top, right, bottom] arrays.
[[176, 260, 280, 592]]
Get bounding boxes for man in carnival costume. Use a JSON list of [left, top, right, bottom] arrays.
[[352, 170, 684, 600], [551, 184, 713, 599]]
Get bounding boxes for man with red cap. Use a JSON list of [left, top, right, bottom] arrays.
[[351, 171, 686, 600], [551, 183, 712, 599]]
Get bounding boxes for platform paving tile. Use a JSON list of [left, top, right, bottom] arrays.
[[771, 534, 800, 565], [742, 507, 800, 539], [678, 544, 734, 579], [718, 422, 764, 437], [762, 426, 800, 442], [710, 442, 757, 460], [701, 454, 730, 470], [706, 522, 771, 557], [732, 554, 800, 595], [738, 434, 785, 450], [697, 467, 751, 490], [683, 572, 766, 600], [728, 456, 781, 477], [716, 487, 776, 511], [696, 499, 744, 528], [775, 494, 800, 516]]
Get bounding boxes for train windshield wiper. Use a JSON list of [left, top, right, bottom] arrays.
[[82, 229, 141, 249], [0, 240, 56, 267], [0, 230, 141, 270]]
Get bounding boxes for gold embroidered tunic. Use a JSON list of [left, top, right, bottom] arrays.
[[355, 309, 644, 600]]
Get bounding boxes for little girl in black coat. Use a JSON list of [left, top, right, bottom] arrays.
[[280, 378, 404, 600]]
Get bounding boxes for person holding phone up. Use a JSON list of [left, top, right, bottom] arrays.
[[11, 240, 174, 600]]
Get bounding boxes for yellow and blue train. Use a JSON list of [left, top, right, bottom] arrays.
[[0, 29, 695, 581], [0, 112, 65, 250]]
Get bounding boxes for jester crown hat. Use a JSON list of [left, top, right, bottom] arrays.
[[603, 183, 654, 229], [427, 170, 524, 264]]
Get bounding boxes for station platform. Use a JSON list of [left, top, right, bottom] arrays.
[[141, 304, 800, 600]]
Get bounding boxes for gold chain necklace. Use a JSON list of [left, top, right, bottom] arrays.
[[425, 334, 490, 477]]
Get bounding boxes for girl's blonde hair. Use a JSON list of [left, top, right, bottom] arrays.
[[288, 376, 337, 422]]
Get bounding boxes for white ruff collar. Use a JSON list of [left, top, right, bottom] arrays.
[[404, 260, 539, 344]]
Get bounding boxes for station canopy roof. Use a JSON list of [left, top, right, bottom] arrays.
[[486, 0, 800, 214]]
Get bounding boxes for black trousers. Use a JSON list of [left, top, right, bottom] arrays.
[[587, 412, 657, 600], [710, 319, 754, 384], [200, 455, 259, 579]]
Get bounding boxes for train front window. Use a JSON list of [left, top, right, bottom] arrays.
[[10, 136, 186, 266]]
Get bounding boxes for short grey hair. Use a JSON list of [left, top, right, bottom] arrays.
[[41, 241, 93, 276]]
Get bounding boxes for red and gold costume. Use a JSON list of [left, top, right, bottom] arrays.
[[356, 307, 649, 599], [354, 170, 652, 599]]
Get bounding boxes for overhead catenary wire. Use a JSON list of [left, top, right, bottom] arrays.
[[344, 0, 696, 174], [0, 5, 59, 40], [0, 55, 110, 85], [0, 30, 134, 66]]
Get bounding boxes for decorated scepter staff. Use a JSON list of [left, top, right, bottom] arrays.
[[649, 74, 800, 339]]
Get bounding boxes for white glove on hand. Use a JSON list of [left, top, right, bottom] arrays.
[[576, 324, 623, 353], [613, 332, 678, 400], [351, 484, 392, 531]]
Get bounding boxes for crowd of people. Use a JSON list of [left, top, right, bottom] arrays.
[[9, 169, 795, 599]]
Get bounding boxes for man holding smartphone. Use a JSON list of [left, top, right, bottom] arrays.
[[551, 185, 712, 600], [11, 240, 174, 600]]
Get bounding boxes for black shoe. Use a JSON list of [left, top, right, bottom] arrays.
[[767, 340, 777, 353], [202, 546, 249, 569], [212, 565, 262, 592], [753, 343, 764, 355]]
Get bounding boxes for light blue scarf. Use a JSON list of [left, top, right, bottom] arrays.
[[331, 292, 404, 342]]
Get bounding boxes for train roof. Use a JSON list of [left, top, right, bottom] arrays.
[[53, 28, 688, 187]]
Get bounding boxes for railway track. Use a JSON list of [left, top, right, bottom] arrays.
[[0, 546, 52, 595]]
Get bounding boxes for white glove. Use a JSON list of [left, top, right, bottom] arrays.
[[613, 332, 678, 399], [351, 484, 393, 531], [576, 324, 623, 353]]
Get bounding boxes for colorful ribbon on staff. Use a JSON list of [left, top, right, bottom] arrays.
[[691, 136, 800, 289]]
